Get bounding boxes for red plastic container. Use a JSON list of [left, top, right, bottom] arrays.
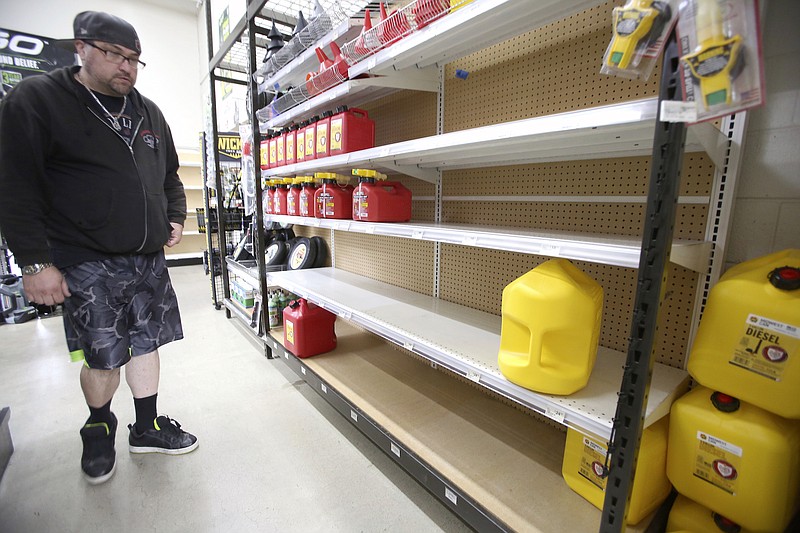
[[353, 177, 412, 222], [329, 106, 375, 156], [286, 179, 302, 216], [273, 180, 289, 215], [314, 176, 353, 219], [304, 117, 318, 161], [299, 177, 317, 217], [262, 186, 274, 216], [296, 120, 307, 162], [283, 298, 337, 358], [268, 133, 279, 168], [275, 128, 287, 167], [260, 138, 270, 170], [285, 124, 298, 165], [316, 110, 333, 159]]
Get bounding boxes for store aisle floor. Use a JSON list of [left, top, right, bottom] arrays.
[[0, 265, 469, 533]]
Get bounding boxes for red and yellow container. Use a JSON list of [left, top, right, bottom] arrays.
[[272, 178, 291, 215], [316, 110, 333, 159], [351, 168, 412, 222], [667, 385, 800, 532], [283, 298, 337, 358], [562, 416, 672, 525], [286, 177, 303, 216], [329, 106, 375, 156], [497, 259, 603, 395], [285, 124, 298, 165], [314, 173, 353, 219], [298, 176, 317, 218], [687, 249, 800, 418], [296, 120, 307, 162], [304, 117, 318, 161], [260, 137, 270, 170]]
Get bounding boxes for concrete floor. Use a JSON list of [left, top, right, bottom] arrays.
[[0, 265, 470, 533]]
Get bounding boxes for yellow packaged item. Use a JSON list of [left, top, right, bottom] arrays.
[[497, 258, 603, 395], [667, 385, 800, 532], [562, 416, 671, 525]]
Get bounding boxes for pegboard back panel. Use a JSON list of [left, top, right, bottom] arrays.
[[442, 154, 715, 198], [362, 90, 438, 145], [443, 1, 661, 131], [443, 202, 709, 241], [333, 231, 436, 295], [438, 245, 697, 368]]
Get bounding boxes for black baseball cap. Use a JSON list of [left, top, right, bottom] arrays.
[[57, 11, 141, 55]]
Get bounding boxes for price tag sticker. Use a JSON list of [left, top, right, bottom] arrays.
[[403, 342, 414, 352], [366, 225, 375, 234], [660, 100, 697, 123], [340, 310, 352, 320], [301, 367, 306, 375], [350, 410, 358, 422], [321, 383, 328, 393], [462, 235, 478, 246], [445, 487, 458, 505], [412, 229, 424, 239], [390, 442, 401, 458], [545, 406, 566, 424], [541, 243, 561, 256], [466, 371, 481, 383]]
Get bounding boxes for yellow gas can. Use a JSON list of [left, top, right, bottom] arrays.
[[667, 385, 800, 532], [667, 494, 754, 533], [498, 258, 603, 395], [562, 416, 671, 525], [687, 249, 800, 418]]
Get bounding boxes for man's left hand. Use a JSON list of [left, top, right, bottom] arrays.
[[166, 222, 184, 247]]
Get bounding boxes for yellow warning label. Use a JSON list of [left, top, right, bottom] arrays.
[[285, 320, 295, 344], [730, 314, 798, 381], [330, 118, 342, 151], [693, 431, 742, 495], [578, 435, 608, 491]]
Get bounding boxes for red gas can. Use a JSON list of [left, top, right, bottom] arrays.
[[329, 106, 375, 156], [314, 174, 353, 219], [283, 298, 337, 358], [268, 133, 279, 168], [260, 138, 270, 170], [285, 124, 298, 165], [299, 177, 317, 217], [316, 110, 333, 159], [296, 120, 307, 163], [304, 117, 318, 161], [262, 184, 274, 216], [275, 127, 287, 167], [273, 179, 290, 215], [352, 169, 412, 222], [286, 178, 302, 216]]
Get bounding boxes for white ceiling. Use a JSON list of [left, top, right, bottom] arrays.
[[141, 0, 201, 15]]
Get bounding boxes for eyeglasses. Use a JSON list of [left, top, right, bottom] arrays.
[[84, 41, 146, 70]]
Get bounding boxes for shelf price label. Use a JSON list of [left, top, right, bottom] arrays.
[[445, 487, 458, 505], [466, 370, 481, 383], [390, 442, 401, 458], [462, 235, 478, 247], [545, 406, 566, 424], [403, 341, 414, 352], [321, 383, 328, 393], [350, 409, 358, 423], [339, 310, 352, 320], [412, 229, 424, 239], [540, 243, 562, 257]]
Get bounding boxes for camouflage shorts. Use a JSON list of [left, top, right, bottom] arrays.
[[62, 251, 183, 369]]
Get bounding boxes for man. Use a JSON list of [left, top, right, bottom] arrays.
[[0, 11, 198, 485]]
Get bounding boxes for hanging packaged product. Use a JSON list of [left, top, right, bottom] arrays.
[[687, 249, 800, 418], [283, 298, 337, 358], [314, 172, 353, 219], [666, 494, 753, 533], [296, 120, 308, 162], [497, 258, 603, 395], [316, 110, 333, 159], [304, 116, 319, 161], [562, 416, 671, 526], [675, 0, 765, 123], [667, 386, 800, 533], [286, 177, 303, 216], [272, 178, 291, 215], [351, 168, 412, 222], [329, 106, 375, 156], [600, 0, 677, 80], [298, 176, 318, 217], [285, 124, 298, 165]]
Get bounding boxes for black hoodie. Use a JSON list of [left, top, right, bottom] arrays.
[[0, 65, 186, 268]]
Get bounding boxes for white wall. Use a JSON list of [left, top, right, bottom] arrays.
[[3, 0, 203, 151], [726, 0, 800, 267]]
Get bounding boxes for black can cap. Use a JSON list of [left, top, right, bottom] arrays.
[[712, 512, 742, 533], [710, 391, 740, 413], [768, 266, 800, 290]]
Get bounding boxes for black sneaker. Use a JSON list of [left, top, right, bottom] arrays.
[[80, 413, 117, 485], [128, 415, 198, 455]]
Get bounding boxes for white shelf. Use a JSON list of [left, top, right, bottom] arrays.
[[266, 267, 689, 440], [267, 215, 711, 272], [262, 98, 724, 182]]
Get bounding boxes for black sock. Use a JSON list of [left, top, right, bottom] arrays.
[[133, 393, 158, 433], [88, 399, 113, 424]]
